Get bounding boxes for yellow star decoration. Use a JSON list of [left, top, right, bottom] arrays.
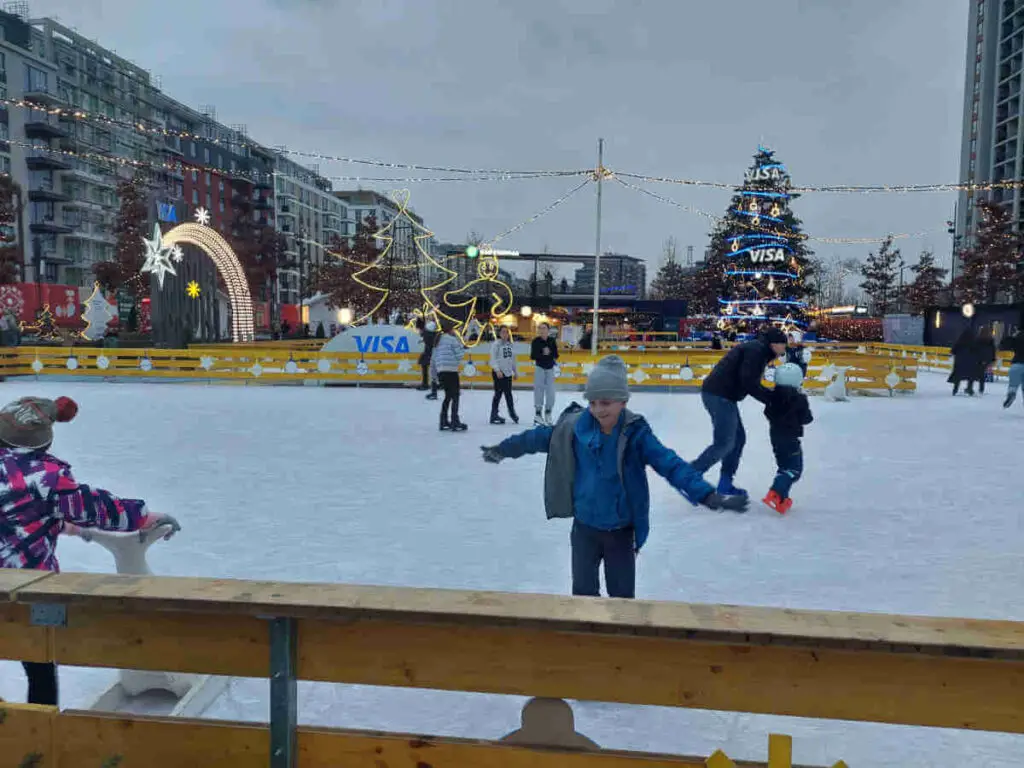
[[186, 281, 201, 299]]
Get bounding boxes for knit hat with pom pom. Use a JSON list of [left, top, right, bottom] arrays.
[[0, 396, 78, 450]]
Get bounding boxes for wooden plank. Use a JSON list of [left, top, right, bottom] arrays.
[[0, 570, 53, 601], [0, 603, 52, 663], [54, 711, 717, 768], [0, 703, 55, 768], [299, 618, 1024, 732], [51, 606, 269, 678], [16, 574, 1024, 658]]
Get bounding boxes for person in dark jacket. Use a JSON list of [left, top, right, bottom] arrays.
[[480, 356, 748, 599], [762, 363, 813, 514], [972, 327, 997, 395], [1000, 329, 1024, 408], [948, 328, 978, 396], [785, 330, 808, 376], [690, 327, 788, 496], [416, 318, 439, 392], [530, 323, 559, 425]]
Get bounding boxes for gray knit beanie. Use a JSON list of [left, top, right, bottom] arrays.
[[584, 355, 630, 401]]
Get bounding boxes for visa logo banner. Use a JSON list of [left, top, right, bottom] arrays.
[[355, 335, 412, 354], [157, 202, 178, 223]]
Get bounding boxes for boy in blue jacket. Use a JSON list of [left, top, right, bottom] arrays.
[[480, 355, 748, 599]]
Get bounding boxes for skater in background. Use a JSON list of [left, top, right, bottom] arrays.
[[762, 363, 813, 514], [690, 327, 788, 497], [434, 322, 468, 432], [480, 356, 748, 599], [489, 325, 519, 425], [416, 318, 439, 393], [949, 328, 978, 396], [1001, 328, 1024, 408], [786, 330, 808, 376], [0, 395, 180, 705], [530, 322, 559, 425], [973, 327, 997, 395]]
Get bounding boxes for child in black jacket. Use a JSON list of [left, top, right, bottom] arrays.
[[763, 362, 813, 514]]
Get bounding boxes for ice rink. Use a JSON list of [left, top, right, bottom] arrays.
[[1, 374, 1021, 766]]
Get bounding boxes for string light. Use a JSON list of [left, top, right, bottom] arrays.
[[159, 223, 254, 342], [442, 254, 515, 344]]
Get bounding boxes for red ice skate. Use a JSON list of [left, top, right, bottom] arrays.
[[762, 490, 792, 515]]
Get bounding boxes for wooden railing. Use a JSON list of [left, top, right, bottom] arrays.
[[866, 343, 1015, 378], [3, 570, 1024, 766], [0, 345, 918, 394]]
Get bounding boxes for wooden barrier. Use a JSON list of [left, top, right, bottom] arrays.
[[0, 345, 918, 394], [3, 571, 1024, 765], [866, 343, 1014, 379]]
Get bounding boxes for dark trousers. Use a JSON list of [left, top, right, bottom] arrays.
[[22, 661, 58, 705], [769, 434, 803, 499], [570, 520, 636, 599], [690, 393, 746, 480], [491, 372, 516, 419], [439, 371, 461, 425], [420, 363, 430, 388]]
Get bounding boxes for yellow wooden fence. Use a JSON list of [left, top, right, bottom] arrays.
[[866, 343, 1015, 378], [6, 569, 1024, 766], [0, 346, 918, 394]]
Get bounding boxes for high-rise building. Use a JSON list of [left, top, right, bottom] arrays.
[[955, 0, 1023, 275]]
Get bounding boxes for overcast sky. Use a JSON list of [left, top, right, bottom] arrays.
[[34, 0, 968, 275]]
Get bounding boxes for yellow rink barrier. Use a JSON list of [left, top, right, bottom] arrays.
[[0, 345, 918, 394], [6, 570, 1024, 766], [866, 343, 1014, 379]]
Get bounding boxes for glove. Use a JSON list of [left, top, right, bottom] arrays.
[[702, 492, 749, 513], [140, 512, 181, 541], [480, 446, 504, 464]]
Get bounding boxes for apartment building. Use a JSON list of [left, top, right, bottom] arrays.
[[955, 0, 1024, 276], [275, 156, 349, 305]]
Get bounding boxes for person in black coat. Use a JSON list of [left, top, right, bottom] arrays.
[[690, 327, 788, 497], [948, 328, 978, 396], [972, 327, 997, 395], [762, 362, 813, 514], [417, 318, 439, 393]]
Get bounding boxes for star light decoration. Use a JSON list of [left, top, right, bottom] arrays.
[[186, 281, 201, 299], [194, 207, 211, 227], [140, 223, 177, 289]]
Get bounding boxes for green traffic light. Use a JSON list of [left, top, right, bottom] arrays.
[[466, 245, 479, 259]]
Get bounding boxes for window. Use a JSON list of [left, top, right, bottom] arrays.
[[206, 193, 211, 208], [190, 142, 196, 158], [217, 154, 222, 167], [219, 180, 224, 193], [192, 190, 199, 204], [191, 170, 198, 182], [24, 65, 48, 94], [204, 148, 210, 163], [219, 199, 225, 213], [205, 172, 211, 186]]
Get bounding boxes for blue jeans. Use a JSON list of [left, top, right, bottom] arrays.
[[769, 433, 803, 499], [570, 520, 636, 599], [1008, 363, 1024, 396], [691, 393, 746, 480]]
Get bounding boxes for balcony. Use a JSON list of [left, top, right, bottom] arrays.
[[254, 196, 272, 210], [24, 119, 69, 140], [28, 179, 71, 204], [26, 148, 72, 171], [23, 86, 63, 108], [61, 165, 117, 188], [30, 216, 73, 235]]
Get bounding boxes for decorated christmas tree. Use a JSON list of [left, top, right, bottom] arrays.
[[707, 147, 813, 332]]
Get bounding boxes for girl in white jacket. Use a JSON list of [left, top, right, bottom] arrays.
[[489, 326, 519, 424]]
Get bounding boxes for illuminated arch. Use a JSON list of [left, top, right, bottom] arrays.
[[161, 223, 255, 343]]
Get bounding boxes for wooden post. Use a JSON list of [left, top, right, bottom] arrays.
[[268, 617, 297, 768]]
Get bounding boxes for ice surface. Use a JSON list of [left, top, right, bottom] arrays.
[[1, 375, 1022, 765]]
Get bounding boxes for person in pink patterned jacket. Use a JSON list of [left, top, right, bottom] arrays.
[[0, 395, 179, 705]]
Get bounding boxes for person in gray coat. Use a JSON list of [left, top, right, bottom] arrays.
[[434, 323, 468, 432]]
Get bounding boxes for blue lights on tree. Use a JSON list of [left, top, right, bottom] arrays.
[[707, 147, 813, 331]]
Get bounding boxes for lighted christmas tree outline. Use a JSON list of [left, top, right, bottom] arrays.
[[443, 252, 514, 345], [708, 146, 813, 331], [349, 189, 437, 326], [20, 304, 63, 341], [80, 282, 116, 341]]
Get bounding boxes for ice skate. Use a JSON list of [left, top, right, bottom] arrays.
[[1004, 392, 1017, 409], [544, 409, 553, 426], [451, 420, 469, 432], [439, 419, 451, 432], [717, 477, 748, 498], [425, 392, 438, 401], [534, 409, 545, 426], [762, 490, 792, 515], [490, 415, 506, 425]]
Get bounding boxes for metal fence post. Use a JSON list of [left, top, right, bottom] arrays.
[[268, 617, 297, 768]]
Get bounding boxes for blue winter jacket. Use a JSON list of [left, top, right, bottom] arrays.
[[496, 407, 714, 551]]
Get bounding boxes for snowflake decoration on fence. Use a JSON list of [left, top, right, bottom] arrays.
[[194, 207, 211, 226]]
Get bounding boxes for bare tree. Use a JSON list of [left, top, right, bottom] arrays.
[[662, 236, 679, 266]]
